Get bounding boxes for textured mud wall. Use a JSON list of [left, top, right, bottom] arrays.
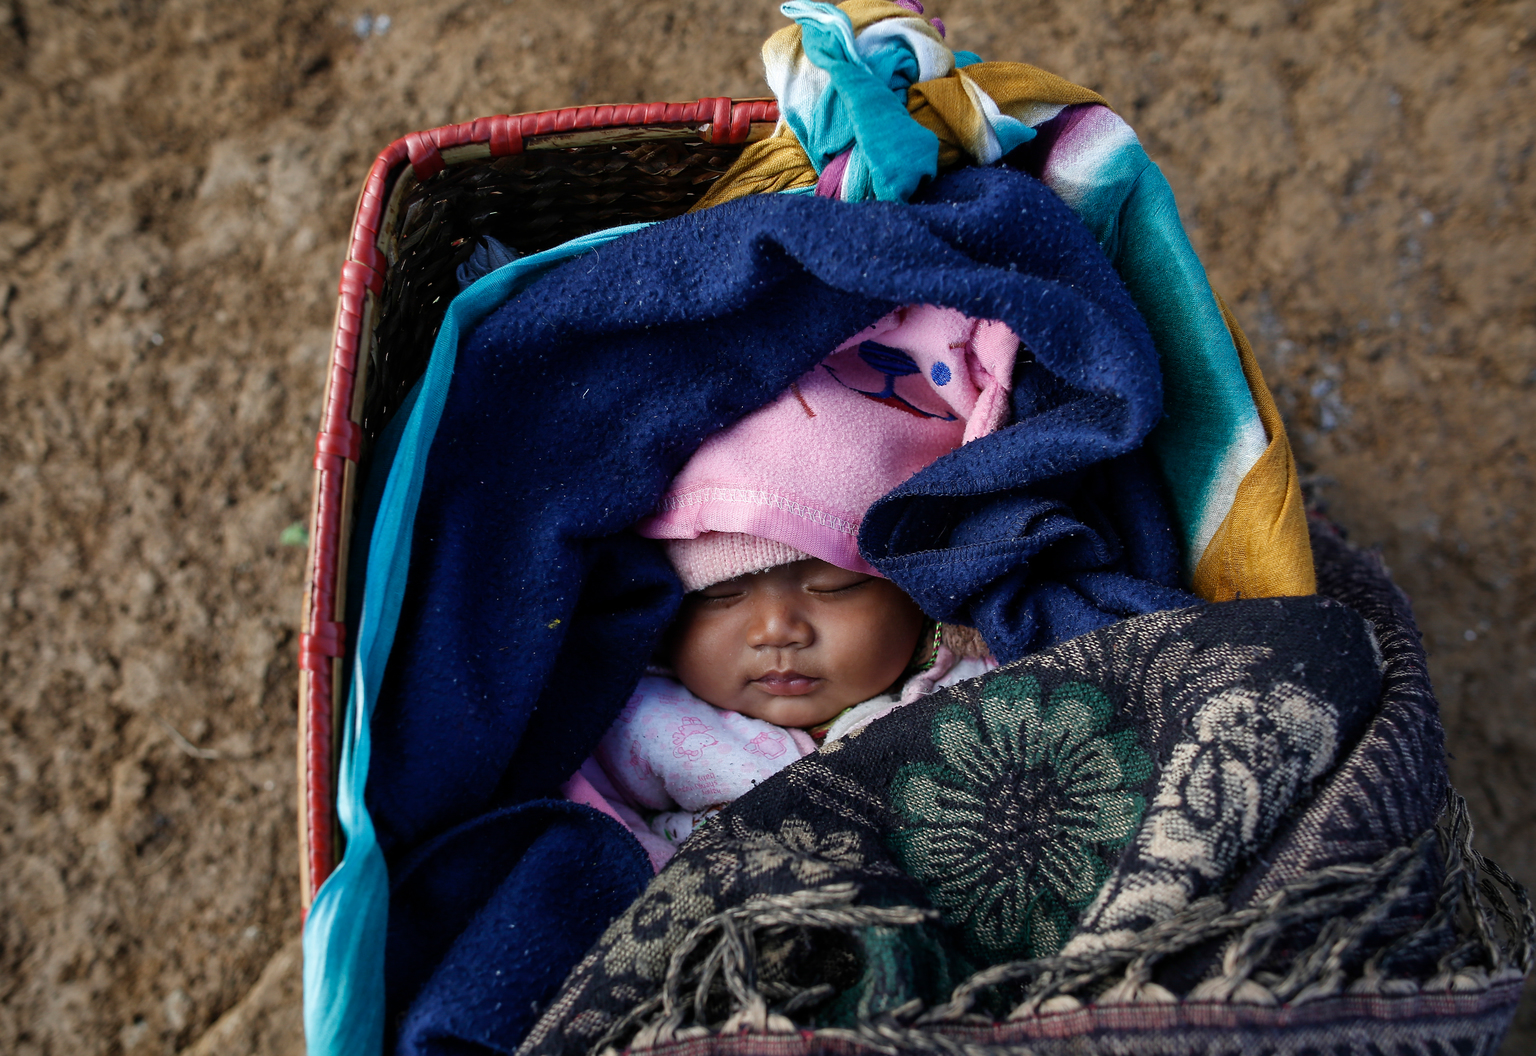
[[0, 1, 1530, 1052]]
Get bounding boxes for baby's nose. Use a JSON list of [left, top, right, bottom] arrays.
[[747, 596, 813, 648]]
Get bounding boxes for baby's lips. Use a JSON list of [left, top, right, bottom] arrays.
[[751, 671, 822, 696]]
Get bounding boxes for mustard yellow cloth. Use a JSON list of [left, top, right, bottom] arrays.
[[1194, 299, 1317, 601], [906, 64, 1106, 170]]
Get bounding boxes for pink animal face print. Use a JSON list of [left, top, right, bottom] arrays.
[[671, 716, 719, 760], [742, 731, 788, 759]]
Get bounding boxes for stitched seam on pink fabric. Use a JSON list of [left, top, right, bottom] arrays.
[[655, 485, 862, 536]]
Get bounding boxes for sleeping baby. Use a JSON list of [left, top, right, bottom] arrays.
[[562, 304, 1014, 868]]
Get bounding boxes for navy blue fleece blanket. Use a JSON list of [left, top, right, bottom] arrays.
[[369, 166, 1196, 1053]]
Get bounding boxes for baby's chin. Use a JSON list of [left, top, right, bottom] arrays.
[[718, 690, 855, 730]]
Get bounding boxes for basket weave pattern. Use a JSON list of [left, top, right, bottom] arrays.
[[300, 98, 778, 905]]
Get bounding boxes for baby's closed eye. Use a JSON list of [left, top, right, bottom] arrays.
[[806, 574, 874, 595]]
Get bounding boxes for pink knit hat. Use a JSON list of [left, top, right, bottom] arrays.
[[640, 304, 1020, 591], [665, 533, 812, 592]]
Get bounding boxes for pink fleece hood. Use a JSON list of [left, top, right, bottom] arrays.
[[635, 304, 1019, 589]]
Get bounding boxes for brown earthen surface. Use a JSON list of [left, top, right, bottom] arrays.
[[0, 1, 1530, 1052]]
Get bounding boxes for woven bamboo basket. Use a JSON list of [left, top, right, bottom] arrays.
[[296, 97, 780, 908]]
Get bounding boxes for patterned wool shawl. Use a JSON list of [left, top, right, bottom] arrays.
[[515, 525, 1531, 1056]]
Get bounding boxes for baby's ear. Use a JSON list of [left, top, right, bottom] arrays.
[[941, 623, 991, 659]]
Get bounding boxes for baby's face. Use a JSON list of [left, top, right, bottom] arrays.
[[670, 558, 927, 728]]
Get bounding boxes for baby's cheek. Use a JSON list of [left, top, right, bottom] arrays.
[[671, 611, 744, 705], [873, 637, 917, 686], [863, 609, 926, 694]]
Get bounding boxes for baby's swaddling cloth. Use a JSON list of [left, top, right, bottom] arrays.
[[570, 650, 998, 872], [587, 677, 818, 856]]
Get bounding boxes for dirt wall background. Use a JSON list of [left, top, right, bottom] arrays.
[[0, 1, 1531, 1052]]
